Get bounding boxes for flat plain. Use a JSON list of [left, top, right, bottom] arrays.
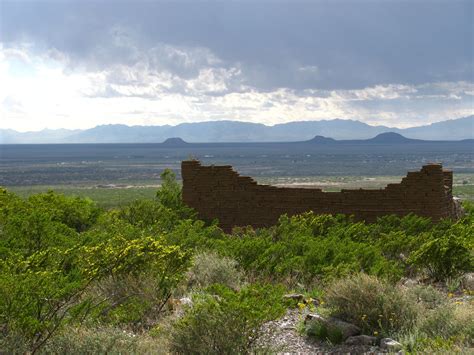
[[2, 141, 473, 207]]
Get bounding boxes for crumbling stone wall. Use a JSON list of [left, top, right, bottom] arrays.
[[182, 160, 456, 232]]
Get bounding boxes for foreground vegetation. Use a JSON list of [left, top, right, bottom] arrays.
[[1, 170, 473, 353]]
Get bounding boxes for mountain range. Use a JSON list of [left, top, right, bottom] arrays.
[[1, 116, 472, 144]]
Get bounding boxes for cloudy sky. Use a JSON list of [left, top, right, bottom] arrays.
[[0, 0, 472, 132]]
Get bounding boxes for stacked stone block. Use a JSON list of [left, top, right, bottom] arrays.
[[181, 160, 456, 232]]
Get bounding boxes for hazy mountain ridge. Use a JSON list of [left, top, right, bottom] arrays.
[[1, 116, 472, 143]]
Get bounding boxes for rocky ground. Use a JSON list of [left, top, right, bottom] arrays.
[[257, 274, 474, 355], [258, 309, 388, 354]]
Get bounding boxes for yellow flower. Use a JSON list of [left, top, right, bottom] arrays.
[[448, 293, 454, 298], [373, 331, 379, 336]]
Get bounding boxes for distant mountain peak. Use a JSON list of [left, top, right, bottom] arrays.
[[162, 137, 188, 146], [306, 135, 336, 143], [368, 132, 414, 143]]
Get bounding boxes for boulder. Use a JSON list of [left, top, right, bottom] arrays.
[[328, 318, 361, 339], [345, 335, 377, 346], [305, 313, 326, 323], [380, 338, 403, 351], [305, 313, 361, 340]]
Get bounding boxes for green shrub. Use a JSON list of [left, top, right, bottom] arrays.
[[213, 214, 404, 283], [186, 251, 243, 290], [405, 285, 447, 309], [0, 247, 89, 353], [418, 304, 461, 338], [325, 274, 421, 336], [408, 223, 473, 281], [0, 228, 191, 352], [157, 209, 471, 284], [156, 169, 195, 219], [28, 191, 101, 232], [169, 284, 285, 354], [419, 302, 473, 344], [0, 192, 79, 257], [38, 325, 167, 354], [399, 303, 474, 353], [374, 214, 433, 236], [117, 199, 165, 229], [82, 235, 192, 327], [306, 321, 344, 344]]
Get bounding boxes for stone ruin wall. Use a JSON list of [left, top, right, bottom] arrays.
[[181, 160, 457, 232]]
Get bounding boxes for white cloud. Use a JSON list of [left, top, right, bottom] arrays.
[[1, 43, 472, 132]]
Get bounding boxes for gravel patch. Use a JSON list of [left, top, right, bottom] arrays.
[[258, 309, 386, 354]]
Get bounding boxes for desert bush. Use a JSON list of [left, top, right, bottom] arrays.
[[117, 199, 165, 229], [0, 247, 90, 353], [164, 218, 225, 250], [156, 169, 181, 209], [408, 222, 473, 281], [89, 274, 170, 327], [156, 169, 195, 219], [169, 283, 285, 354], [157, 208, 473, 284], [38, 325, 167, 354], [28, 191, 101, 232], [374, 214, 433, 236], [405, 285, 447, 309], [0, 192, 79, 257], [81, 235, 192, 327], [399, 302, 474, 352], [221, 215, 404, 282], [418, 304, 462, 339], [0, 227, 191, 352], [325, 274, 421, 335], [186, 251, 243, 290]]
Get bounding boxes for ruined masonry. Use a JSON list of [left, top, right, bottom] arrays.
[[182, 160, 458, 232]]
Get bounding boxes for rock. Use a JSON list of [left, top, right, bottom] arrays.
[[179, 296, 193, 306], [283, 293, 305, 302], [380, 338, 403, 351], [462, 273, 474, 290], [345, 335, 377, 346], [327, 317, 361, 339], [304, 313, 361, 340], [304, 313, 325, 324]]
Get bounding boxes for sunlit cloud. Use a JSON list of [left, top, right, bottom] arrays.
[[1, 44, 472, 132]]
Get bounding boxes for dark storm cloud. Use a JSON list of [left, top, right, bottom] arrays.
[[1, 0, 472, 91]]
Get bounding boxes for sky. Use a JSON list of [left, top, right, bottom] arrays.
[[0, 0, 473, 132]]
